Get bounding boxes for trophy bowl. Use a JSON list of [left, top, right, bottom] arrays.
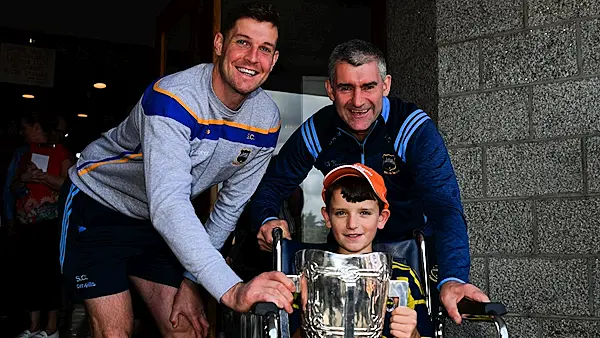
[[294, 249, 408, 338]]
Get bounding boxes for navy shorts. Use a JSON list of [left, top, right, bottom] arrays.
[[58, 179, 184, 300]]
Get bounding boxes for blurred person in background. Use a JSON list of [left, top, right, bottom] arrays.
[[9, 111, 74, 338], [3, 114, 70, 234]]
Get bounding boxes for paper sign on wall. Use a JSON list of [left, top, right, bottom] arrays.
[[0, 43, 56, 88]]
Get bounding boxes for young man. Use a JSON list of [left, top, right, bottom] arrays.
[[251, 39, 489, 323], [58, 3, 295, 338], [291, 163, 431, 338]]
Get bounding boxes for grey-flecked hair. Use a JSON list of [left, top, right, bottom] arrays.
[[327, 39, 387, 82]]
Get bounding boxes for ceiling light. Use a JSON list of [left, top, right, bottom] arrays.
[[22, 94, 34, 99], [93, 82, 107, 89], [77, 114, 88, 118]]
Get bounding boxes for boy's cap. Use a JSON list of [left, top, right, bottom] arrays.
[[322, 163, 389, 210]]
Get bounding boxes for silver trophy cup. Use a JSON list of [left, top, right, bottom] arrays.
[[290, 249, 408, 338]]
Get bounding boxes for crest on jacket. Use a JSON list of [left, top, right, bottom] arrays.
[[382, 154, 398, 174], [233, 149, 251, 165]]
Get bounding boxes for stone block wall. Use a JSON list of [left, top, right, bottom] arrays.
[[435, 0, 600, 336]]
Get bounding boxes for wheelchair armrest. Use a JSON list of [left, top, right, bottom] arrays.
[[252, 302, 279, 316], [455, 299, 507, 317]]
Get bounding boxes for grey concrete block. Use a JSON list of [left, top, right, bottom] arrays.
[[528, 0, 600, 26], [439, 88, 529, 145], [486, 139, 583, 197], [582, 19, 600, 76], [465, 200, 533, 255], [438, 41, 479, 95], [532, 78, 600, 138], [437, 0, 522, 42], [470, 257, 487, 293], [582, 2, 600, 16], [446, 316, 539, 338], [482, 24, 578, 88], [537, 198, 600, 254], [588, 137, 600, 193], [503, 317, 540, 338], [390, 52, 438, 110], [387, 0, 436, 56], [448, 148, 483, 199], [540, 319, 600, 337], [444, 318, 498, 338], [418, 99, 439, 123], [489, 258, 590, 316], [595, 259, 600, 316]]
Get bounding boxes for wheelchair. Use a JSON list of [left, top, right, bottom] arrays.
[[223, 228, 508, 338]]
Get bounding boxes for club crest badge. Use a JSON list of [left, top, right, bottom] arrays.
[[233, 148, 251, 165], [382, 154, 399, 174]]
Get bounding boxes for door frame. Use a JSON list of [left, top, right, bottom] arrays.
[[155, 1, 221, 337]]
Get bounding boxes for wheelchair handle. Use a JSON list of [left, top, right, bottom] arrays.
[[252, 302, 280, 316], [252, 302, 281, 338], [251, 228, 284, 319], [272, 227, 283, 244], [457, 299, 507, 316]]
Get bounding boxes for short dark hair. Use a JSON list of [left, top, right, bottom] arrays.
[[328, 39, 387, 82], [324, 176, 384, 213], [222, 2, 280, 40]]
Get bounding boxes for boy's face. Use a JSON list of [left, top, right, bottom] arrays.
[[321, 187, 390, 255]]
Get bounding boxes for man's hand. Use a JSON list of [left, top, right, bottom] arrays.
[[389, 306, 420, 338], [440, 281, 490, 324], [170, 278, 210, 337], [257, 219, 291, 252], [221, 271, 295, 313]]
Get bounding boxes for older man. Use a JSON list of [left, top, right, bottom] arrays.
[[250, 39, 488, 325]]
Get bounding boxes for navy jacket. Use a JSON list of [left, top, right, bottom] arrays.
[[249, 97, 470, 284]]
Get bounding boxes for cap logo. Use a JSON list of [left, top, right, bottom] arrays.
[[353, 164, 372, 177]]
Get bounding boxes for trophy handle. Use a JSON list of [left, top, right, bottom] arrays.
[[286, 274, 301, 293], [388, 280, 410, 307]]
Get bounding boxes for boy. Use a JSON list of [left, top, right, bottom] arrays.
[[294, 163, 432, 338]]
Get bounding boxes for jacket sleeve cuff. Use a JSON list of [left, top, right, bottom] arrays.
[[183, 271, 198, 283], [185, 269, 242, 302], [262, 217, 279, 225], [437, 277, 466, 291]]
